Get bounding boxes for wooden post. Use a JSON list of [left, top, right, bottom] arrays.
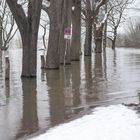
[[5, 56, 10, 80], [41, 55, 45, 69]]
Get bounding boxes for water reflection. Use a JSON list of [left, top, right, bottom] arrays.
[[16, 79, 38, 139], [5, 79, 10, 104], [46, 69, 65, 126]]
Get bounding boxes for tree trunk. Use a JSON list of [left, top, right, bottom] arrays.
[[59, 24, 65, 64], [94, 24, 104, 53], [103, 20, 107, 49], [112, 30, 117, 49], [84, 0, 92, 56], [6, 0, 42, 77], [71, 0, 81, 61], [64, 0, 72, 64], [21, 31, 38, 77], [103, 3, 107, 50], [0, 17, 2, 49], [95, 38, 102, 53], [112, 38, 116, 49], [84, 19, 92, 56], [22, 3, 41, 77], [46, 16, 60, 69], [46, 1, 63, 69], [59, 0, 72, 64]]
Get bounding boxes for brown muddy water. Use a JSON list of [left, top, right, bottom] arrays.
[[0, 48, 140, 140]]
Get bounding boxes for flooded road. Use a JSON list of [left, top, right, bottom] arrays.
[[0, 48, 140, 140]]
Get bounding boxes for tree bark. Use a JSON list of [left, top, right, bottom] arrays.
[[94, 24, 104, 53], [6, 0, 42, 77], [45, 1, 63, 69], [84, 0, 92, 56], [46, 15, 60, 69], [112, 29, 117, 49], [59, 0, 72, 64], [71, 0, 81, 61], [112, 38, 116, 49], [84, 19, 92, 56], [103, 20, 107, 49], [0, 17, 2, 49]]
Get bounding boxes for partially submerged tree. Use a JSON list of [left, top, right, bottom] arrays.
[[43, 0, 77, 68], [107, 0, 134, 49], [71, 0, 81, 61], [42, 0, 64, 69], [124, 19, 140, 48], [59, 0, 72, 64], [94, 2, 116, 53], [82, 0, 108, 56], [82, 0, 93, 56], [6, 0, 43, 77], [94, 11, 108, 53]]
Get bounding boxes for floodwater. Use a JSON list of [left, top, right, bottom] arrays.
[[0, 47, 140, 140]]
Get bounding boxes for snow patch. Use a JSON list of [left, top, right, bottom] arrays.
[[29, 105, 140, 140]]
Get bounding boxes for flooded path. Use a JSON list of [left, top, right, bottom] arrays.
[[0, 48, 140, 140]]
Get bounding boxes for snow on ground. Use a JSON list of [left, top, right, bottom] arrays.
[[29, 105, 140, 140]]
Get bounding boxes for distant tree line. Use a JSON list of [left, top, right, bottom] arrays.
[[124, 19, 140, 48]]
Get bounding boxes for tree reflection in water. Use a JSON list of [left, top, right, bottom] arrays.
[[46, 69, 65, 126], [16, 79, 38, 139]]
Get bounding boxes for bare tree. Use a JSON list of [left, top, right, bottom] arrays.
[[0, 0, 17, 50], [59, 0, 72, 65], [71, 0, 81, 61], [82, 0, 108, 56], [94, 9, 107, 53], [94, 2, 116, 53], [40, 17, 50, 50], [42, 0, 64, 69], [107, 0, 134, 49], [6, 0, 43, 77], [124, 18, 140, 47], [82, 0, 92, 56], [42, 0, 74, 68]]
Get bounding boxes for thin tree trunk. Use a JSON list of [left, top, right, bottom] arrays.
[[112, 30, 117, 49], [112, 38, 116, 49], [94, 24, 104, 53], [59, 1, 65, 64], [84, 20, 92, 56], [65, 0, 72, 64], [84, 0, 92, 56], [103, 20, 107, 49], [103, 3, 107, 50], [0, 18, 2, 49], [59, 0, 72, 64], [71, 0, 81, 61]]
